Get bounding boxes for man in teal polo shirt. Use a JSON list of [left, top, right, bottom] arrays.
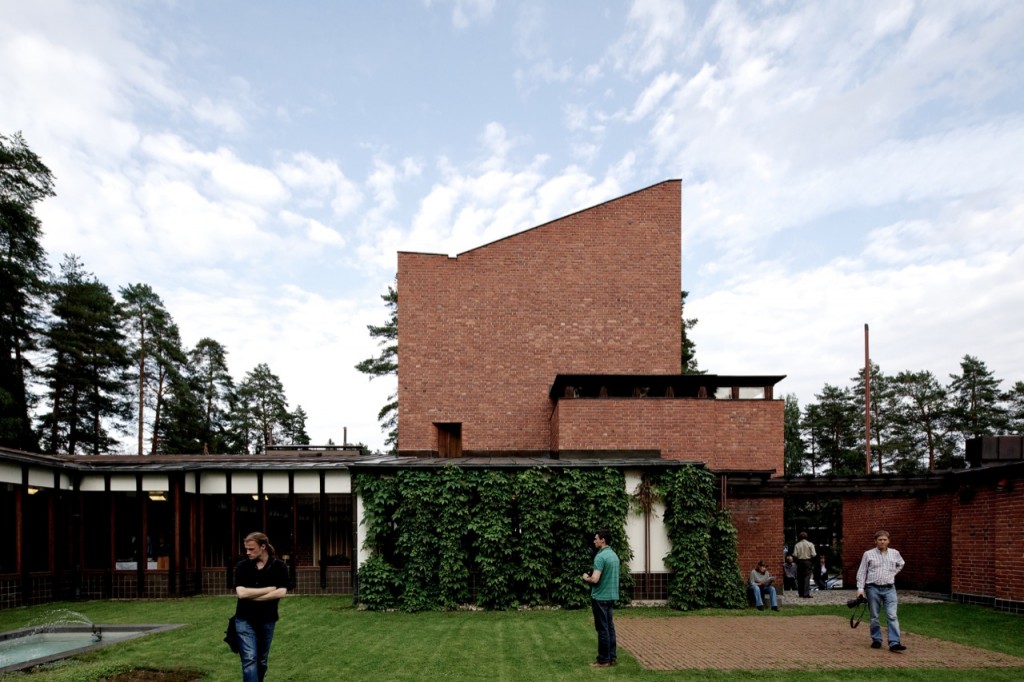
[[582, 529, 620, 668]]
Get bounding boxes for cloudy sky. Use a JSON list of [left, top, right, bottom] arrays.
[[3, 1, 1022, 453]]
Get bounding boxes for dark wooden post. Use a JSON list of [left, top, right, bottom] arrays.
[[319, 471, 328, 590]]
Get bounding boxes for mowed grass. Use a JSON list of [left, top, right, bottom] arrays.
[[0, 597, 1022, 681]]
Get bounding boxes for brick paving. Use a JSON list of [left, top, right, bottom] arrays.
[[616, 610, 1024, 671]]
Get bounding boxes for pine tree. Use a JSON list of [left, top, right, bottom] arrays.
[[851, 362, 900, 473], [231, 363, 290, 454], [188, 338, 234, 453], [119, 283, 182, 454], [1006, 381, 1024, 435], [891, 370, 958, 471], [285, 405, 311, 445], [680, 291, 702, 374], [783, 394, 805, 476], [948, 354, 1007, 441], [1, 131, 55, 451], [803, 384, 861, 475], [37, 255, 130, 454], [355, 282, 398, 452]]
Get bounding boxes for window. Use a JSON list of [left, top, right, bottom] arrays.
[[0, 485, 15, 573], [82, 494, 111, 569]]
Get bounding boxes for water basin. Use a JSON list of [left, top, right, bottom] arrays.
[[0, 624, 183, 673]]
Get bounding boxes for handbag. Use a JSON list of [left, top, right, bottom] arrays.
[[224, 616, 240, 653]]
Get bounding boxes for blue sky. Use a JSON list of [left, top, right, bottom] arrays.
[[3, 0, 1023, 453]]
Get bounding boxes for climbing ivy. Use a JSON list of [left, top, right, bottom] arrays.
[[706, 507, 747, 608], [354, 465, 736, 612], [436, 465, 472, 608], [512, 468, 554, 605], [659, 467, 744, 610]]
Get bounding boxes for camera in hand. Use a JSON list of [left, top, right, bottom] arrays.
[[846, 595, 867, 608]]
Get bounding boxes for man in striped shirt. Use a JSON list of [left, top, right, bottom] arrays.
[[856, 530, 907, 652]]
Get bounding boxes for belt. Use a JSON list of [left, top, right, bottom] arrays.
[[867, 583, 893, 588]]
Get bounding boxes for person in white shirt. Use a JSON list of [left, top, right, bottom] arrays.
[[856, 530, 906, 652]]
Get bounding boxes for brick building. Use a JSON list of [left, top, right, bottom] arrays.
[[397, 179, 787, 579], [3, 181, 1019, 612]]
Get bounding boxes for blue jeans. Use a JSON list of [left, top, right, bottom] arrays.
[[866, 584, 901, 646], [235, 617, 276, 682], [750, 584, 777, 608], [591, 599, 617, 664]]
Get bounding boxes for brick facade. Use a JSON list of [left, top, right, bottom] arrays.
[[554, 399, 783, 471], [952, 481, 1024, 609], [397, 180, 682, 456], [727, 497, 785, 586], [840, 475, 1024, 612], [840, 494, 953, 592]]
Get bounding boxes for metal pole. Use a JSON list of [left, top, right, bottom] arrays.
[[864, 324, 872, 475]]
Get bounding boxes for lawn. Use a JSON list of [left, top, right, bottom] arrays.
[[0, 597, 1022, 681]]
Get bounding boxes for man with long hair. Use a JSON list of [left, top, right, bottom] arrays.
[[234, 531, 289, 681]]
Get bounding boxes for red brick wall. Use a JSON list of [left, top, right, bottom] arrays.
[[553, 398, 783, 472], [728, 498, 784, 586], [397, 181, 682, 455], [841, 494, 953, 592], [952, 483, 1024, 603]]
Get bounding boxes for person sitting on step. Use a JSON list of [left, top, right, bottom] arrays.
[[749, 560, 779, 611]]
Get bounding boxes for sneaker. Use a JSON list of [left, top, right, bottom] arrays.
[[771, 606, 779, 611], [890, 644, 907, 652], [871, 641, 882, 649], [589, 662, 611, 668], [757, 605, 764, 611]]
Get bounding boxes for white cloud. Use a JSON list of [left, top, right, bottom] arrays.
[[627, 71, 681, 121], [612, 0, 691, 74], [426, 0, 496, 29], [192, 97, 247, 134], [276, 152, 363, 217], [5, 0, 1024, 454]]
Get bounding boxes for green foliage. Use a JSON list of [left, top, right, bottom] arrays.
[[436, 465, 472, 608], [471, 470, 516, 609], [395, 470, 442, 611], [228, 363, 292, 453], [1, 130, 54, 451], [680, 290, 703, 374], [659, 467, 743, 610], [513, 468, 554, 605], [355, 466, 641, 612], [354, 281, 398, 452], [355, 554, 401, 609], [706, 509, 747, 608], [782, 394, 805, 476], [37, 255, 130, 455], [356, 465, 743, 613], [549, 468, 634, 608]]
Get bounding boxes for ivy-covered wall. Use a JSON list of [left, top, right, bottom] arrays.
[[355, 465, 745, 612]]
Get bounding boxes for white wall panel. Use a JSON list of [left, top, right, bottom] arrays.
[[232, 472, 258, 495], [263, 472, 289, 494], [293, 472, 320, 494], [0, 462, 20, 485], [324, 471, 350, 494], [199, 472, 227, 494]]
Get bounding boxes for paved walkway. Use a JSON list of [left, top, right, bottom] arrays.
[[617, 592, 1024, 671]]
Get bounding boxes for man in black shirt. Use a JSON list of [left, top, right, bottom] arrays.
[[234, 532, 289, 682]]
